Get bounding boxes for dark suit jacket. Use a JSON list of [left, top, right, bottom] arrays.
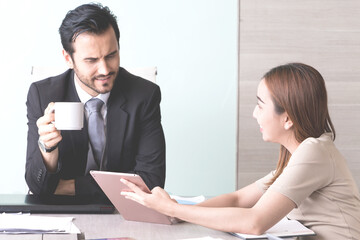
[[25, 67, 166, 199]]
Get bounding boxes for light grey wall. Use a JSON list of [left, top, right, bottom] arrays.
[[0, 0, 238, 196], [238, 0, 360, 188]]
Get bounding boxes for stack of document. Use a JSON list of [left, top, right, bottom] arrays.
[[231, 217, 315, 239], [0, 213, 80, 234]]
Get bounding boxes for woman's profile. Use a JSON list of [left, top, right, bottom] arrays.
[[121, 63, 360, 240]]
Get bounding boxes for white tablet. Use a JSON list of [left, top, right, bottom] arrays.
[[90, 170, 175, 225]]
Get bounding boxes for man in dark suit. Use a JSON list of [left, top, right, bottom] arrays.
[[25, 3, 165, 199]]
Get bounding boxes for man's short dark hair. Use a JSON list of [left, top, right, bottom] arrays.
[[59, 3, 120, 57]]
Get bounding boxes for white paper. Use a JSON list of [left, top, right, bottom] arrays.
[[233, 217, 315, 239], [0, 213, 80, 234], [170, 195, 206, 205]]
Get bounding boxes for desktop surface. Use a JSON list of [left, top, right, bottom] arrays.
[[0, 211, 239, 240]]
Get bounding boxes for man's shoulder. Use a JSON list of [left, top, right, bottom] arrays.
[[28, 69, 75, 103], [109, 68, 161, 105], [115, 67, 159, 92], [31, 69, 73, 90]]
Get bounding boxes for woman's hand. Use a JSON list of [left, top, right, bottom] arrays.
[[120, 178, 177, 216]]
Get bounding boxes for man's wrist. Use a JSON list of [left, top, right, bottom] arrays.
[[38, 139, 58, 153]]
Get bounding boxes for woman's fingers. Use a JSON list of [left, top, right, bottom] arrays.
[[121, 191, 145, 205], [120, 179, 176, 216], [121, 178, 142, 193], [120, 178, 149, 203]]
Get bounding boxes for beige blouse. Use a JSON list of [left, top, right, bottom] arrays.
[[256, 133, 360, 240]]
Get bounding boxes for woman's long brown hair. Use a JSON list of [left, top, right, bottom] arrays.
[[263, 63, 336, 186]]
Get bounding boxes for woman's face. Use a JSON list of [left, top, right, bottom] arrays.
[[253, 79, 288, 143]]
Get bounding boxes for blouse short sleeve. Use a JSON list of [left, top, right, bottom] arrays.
[[266, 136, 334, 207]]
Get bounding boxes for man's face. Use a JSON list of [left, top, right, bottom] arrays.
[[63, 27, 120, 97]]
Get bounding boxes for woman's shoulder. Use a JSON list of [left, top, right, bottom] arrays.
[[298, 133, 334, 152], [291, 133, 335, 164]]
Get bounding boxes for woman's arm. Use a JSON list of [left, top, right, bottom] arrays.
[[121, 179, 296, 235], [197, 183, 263, 208]]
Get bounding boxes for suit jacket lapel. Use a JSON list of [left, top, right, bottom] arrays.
[[106, 93, 128, 170], [66, 71, 81, 102]]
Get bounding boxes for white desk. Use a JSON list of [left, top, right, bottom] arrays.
[[0, 212, 239, 240]]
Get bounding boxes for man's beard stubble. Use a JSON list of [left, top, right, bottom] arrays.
[[74, 68, 117, 95]]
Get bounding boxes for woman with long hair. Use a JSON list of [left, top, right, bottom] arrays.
[[121, 63, 360, 239]]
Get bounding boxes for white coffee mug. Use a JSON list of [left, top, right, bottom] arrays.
[[53, 102, 84, 130]]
